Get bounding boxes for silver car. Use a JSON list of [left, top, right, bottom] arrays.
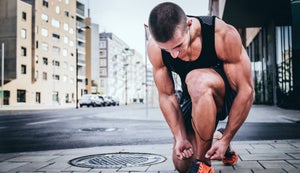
[[79, 94, 103, 107]]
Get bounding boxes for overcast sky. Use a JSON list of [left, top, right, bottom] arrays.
[[86, 0, 209, 55]]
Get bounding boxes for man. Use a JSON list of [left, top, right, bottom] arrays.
[[147, 2, 254, 173]]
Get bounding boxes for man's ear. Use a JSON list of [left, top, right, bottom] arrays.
[[187, 18, 193, 26]]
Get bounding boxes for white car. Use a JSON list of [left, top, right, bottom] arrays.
[[79, 94, 103, 107]]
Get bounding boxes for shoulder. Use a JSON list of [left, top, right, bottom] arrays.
[[147, 38, 165, 69], [214, 18, 243, 63]]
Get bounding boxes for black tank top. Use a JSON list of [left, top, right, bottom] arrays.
[[161, 16, 223, 99]]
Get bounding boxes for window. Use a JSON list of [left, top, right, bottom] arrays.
[[21, 65, 26, 74], [21, 29, 26, 38], [17, 90, 26, 102], [52, 46, 60, 55], [100, 50, 106, 57], [36, 92, 41, 103], [35, 26, 38, 34], [69, 40, 74, 47], [63, 75, 67, 82], [69, 28, 74, 34], [53, 74, 60, 81], [64, 10, 69, 17], [62, 61, 67, 69], [42, 57, 48, 65], [51, 18, 60, 28], [62, 48, 68, 57], [70, 78, 74, 84], [22, 12, 26, 20], [55, 6, 60, 14], [276, 26, 293, 96], [69, 65, 74, 72], [99, 41, 106, 48], [41, 28, 48, 37], [63, 36, 68, 44], [21, 47, 27, 56], [52, 60, 60, 67], [42, 42, 48, 51], [52, 33, 60, 40], [42, 72, 47, 80], [64, 23, 68, 31], [43, 0, 48, 8], [35, 55, 39, 63], [100, 59, 107, 66], [52, 91, 58, 102], [35, 41, 38, 49], [41, 13, 48, 22], [35, 70, 38, 80], [100, 68, 107, 77]]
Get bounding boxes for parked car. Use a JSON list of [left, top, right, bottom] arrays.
[[102, 95, 113, 106], [97, 95, 105, 107], [79, 94, 103, 107], [108, 96, 119, 106]]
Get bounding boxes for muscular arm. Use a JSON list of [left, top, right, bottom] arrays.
[[147, 39, 187, 141], [208, 19, 255, 158], [147, 39, 193, 159]]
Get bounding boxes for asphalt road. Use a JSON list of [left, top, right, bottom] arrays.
[[0, 106, 299, 153]]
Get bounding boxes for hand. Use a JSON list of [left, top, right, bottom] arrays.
[[205, 139, 228, 160], [174, 139, 193, 160]]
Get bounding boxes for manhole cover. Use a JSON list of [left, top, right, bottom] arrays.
[[69, 152, 166, 168], [79, 127, 119, 132]]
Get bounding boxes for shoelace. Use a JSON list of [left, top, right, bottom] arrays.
[[187, 160, 211, 173], [187, 161, 200, 173]]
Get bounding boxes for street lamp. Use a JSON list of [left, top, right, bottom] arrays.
[[123, 63, 129, 105], [76, 25, 90, 109], [123, 48, 133, 106]]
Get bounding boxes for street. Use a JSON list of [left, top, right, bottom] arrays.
[[0, 104, 299, 153]]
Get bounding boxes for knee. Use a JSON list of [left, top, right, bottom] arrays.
[[185, 71, 213, 100], [172, 156, 191, 173], [172, 148, 192, 173]]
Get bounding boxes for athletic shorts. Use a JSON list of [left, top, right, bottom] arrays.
[[180, 68, 237, 131]]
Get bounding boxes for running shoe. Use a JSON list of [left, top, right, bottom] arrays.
[[187, 160, 215, 173], [217, 128, 239, 166]]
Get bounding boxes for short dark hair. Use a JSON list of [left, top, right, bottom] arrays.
[[148, 2, 187, 43]]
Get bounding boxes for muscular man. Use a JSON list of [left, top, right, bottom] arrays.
[[147, 2, 254, 173]]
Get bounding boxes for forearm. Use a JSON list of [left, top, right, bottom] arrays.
[[159, 93, 187, 141], [222, 89, 254, 143]]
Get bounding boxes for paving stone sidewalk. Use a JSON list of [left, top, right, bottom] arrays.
[[0, 105, 299, 172], [0, 140, 299, 173]]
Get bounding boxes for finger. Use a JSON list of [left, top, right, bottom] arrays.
[[176, 153, 184, 160], [182, 149, 191, 159], [210, 153, 223, 161], [176, 154, 182, 160], [205, 147, 215, 158], [209, 149, 224, 161], [186, 148, 193, 158]]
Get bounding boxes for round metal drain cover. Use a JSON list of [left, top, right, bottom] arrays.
[[69, 152, 166, 168], [79, 127, 119, 132]]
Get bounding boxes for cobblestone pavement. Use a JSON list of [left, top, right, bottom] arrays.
[[0, 104, 299, 172], [0, 140, 299, 172]]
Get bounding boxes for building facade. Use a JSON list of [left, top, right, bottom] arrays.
[[209, 0, 300, 109], [76, 0, 87, 99], [99, 32, 145, 104], [0, 0, 83, 106]]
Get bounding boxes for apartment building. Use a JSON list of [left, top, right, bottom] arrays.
[[75, 0, 87, 98], [0, 0, 81, 106], [99, 32, 145, 104], [209, 0, 300, 109]]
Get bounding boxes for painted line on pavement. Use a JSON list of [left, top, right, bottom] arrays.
[[27, 119, 60, 125]]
